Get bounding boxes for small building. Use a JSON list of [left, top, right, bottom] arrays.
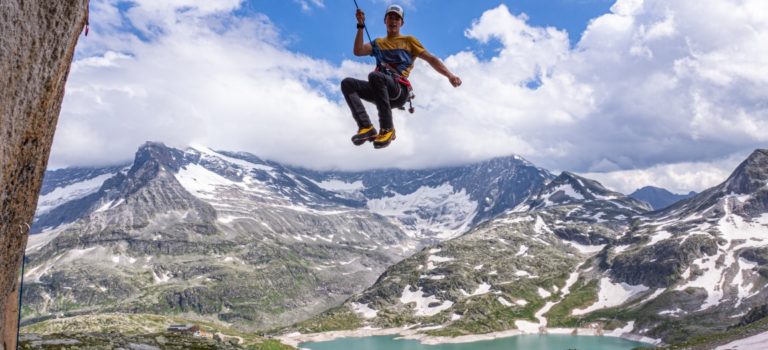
[[167, 324, 200, 334]]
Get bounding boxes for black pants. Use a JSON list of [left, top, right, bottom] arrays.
[[341, 71, 407, 130]]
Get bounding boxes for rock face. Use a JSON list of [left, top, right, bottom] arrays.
[[0, 1, 89, 349]]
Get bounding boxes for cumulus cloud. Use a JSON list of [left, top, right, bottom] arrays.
[[51, 0, 768, 193], [581, 151, 748, 194], [562, 0, 768, 170]]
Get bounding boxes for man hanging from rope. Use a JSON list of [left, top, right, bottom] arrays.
[[342, 4, 462, 149]]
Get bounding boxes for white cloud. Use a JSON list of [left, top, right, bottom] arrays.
[[294, 0, 324, 13], [51, 0, 768, 194], [372, 0, 416, 8], [580, 151, 747, 194]]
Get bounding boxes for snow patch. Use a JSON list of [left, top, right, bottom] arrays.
[[613, 244, 631, 254], [399, 285, 454, 317], [533, 216, 552, 235], [716, 206, 768, 251], [462, 283, 492, 297], [175, 164, 239, 199], [549, 184, 585, 201], [648, 230, 672, 246], [514, 270, 536, 278], [715, 330, 768, 350], [367, 183, 478, 240], [189, 145, 274, 173], [564, 241, 606, 254], [152, 270, 172, 283], [420, 275, 446, 280], [732, 257, 760, 307], [26, 225, 70, 252], [315, 179, 364, 192], [572, 278, 649, 315], [659, 308, 684, 316], [350, 302, 378, 319], [675, 254, 726, 311], [426, 254, 455, 270], [635, 289, 665, 305], [36, 173, 115, 214], [607, 321, 635, 337]]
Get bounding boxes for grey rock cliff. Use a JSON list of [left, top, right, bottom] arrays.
[[0, 1, 89, 349]]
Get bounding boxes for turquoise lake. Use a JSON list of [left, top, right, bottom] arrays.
[[300, 334, 653, 350]]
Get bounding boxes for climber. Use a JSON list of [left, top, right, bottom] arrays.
[[341, 4, 462, 149]]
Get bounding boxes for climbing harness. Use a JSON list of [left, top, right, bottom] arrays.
[[353, 0, 415, 114], [374, 59, 415, 113]]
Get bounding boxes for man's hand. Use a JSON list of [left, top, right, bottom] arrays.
[[419, 51, 462, 88], [353, 9, 372, 56], [356, 9, 366, 26], [448, 75, 462, 87]]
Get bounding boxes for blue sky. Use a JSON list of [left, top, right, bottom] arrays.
[[55, 0, 768, 194], [246, 0, 613, 63]]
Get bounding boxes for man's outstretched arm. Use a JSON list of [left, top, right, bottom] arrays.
[[419, 51, 462, 87]]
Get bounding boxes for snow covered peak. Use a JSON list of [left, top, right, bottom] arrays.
[[556, 172, 618, 199], [522, 171, 651, 213], [536, 172, 614, 204]]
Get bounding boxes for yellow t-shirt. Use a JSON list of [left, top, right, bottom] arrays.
[[372, 35, 425, 78]]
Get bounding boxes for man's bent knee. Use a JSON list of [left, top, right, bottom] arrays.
[[341, 78, 356, 94], [368, 71, 386, 84]]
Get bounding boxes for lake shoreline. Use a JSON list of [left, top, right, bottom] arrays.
[[277, 326, 661, 348]]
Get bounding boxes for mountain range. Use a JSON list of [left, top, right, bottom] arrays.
[[23, 142, 548, 330], [22, 142, 768, 347], [297, 149, 768, 345]]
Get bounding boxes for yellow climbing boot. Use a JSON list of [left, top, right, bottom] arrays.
[[351, 126, 377, 146], [373, 128, 396, 149]]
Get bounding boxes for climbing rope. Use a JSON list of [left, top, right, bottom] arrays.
[[84, 3, 90, 36], [16, 254, 27, 348], [352, 0, 383, 64]]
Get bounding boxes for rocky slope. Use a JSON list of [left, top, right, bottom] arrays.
[[598, 149, 768, 343], [22, 142, 551, 331], [302, 151, 768, 345]]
